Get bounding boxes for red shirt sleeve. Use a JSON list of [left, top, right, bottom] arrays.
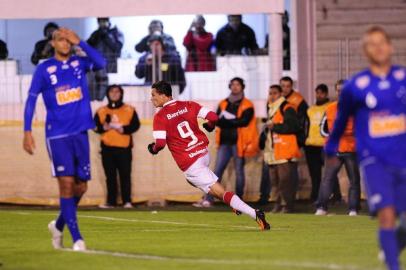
[[152, 113, 167, 152]]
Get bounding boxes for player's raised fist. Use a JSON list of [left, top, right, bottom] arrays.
[[147, 142, 158, 155], [202, 122, 215, 132], [23, 131, 35, 155]]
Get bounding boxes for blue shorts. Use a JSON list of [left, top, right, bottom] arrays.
[[46, 131, 91, 181], [360, 157, 406, 215]]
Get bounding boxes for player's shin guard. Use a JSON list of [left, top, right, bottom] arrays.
[[379, 228, 400, 270], [55, 196, 82, 232], [60, 197, 83, 243], [223, 191, 256, 219]]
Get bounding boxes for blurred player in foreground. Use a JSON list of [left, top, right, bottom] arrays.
[[23, 28, 106, 251], [147, 80, 270, 230], [325, 26, 406, 270]]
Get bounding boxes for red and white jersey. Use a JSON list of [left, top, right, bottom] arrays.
[[153, 100, 211, 171]]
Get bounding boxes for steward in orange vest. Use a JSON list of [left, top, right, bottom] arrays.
[[280, 76, 309, 147], [196, 77, 258, 205], [264, 84, 301, 213], [321, 101, 356, 153], [94, 85, 140, 208], [215, 97, 259, 158], [316, 79, 360, 215]]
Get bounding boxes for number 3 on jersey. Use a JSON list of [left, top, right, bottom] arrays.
[[177, 121, 198, 147]]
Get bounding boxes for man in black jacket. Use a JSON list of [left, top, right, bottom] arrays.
[[31, 22, 59, 65], [87, 18, 124, 101], [215, 15, 259, 55], [87, 17, 123, 73], [94, 85, 140, 208]]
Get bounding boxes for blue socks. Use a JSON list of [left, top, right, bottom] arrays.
[[55, 196, 81, 232], [60, 197, 82, 243], [379, 228, 400, 270]]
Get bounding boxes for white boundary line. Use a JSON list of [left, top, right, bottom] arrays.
[[61, 248, 380, 270]]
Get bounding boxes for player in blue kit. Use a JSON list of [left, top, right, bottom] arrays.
[[325, 26, 406, 270], [23, 28, 106, 251]]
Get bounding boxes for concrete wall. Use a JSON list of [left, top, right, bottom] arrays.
[[315, 0, 406, 97]]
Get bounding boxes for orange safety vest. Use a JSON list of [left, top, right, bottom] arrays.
[[286, 90, 304, 112], [215, 98, 259, 157], [96, 104, 136, 148], [272, 103, 302, 160], [325, 101, 356, 153]]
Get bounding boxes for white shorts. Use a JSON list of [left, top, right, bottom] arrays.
[[184, 152, 218, 194]]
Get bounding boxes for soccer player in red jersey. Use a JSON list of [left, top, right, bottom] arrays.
[[147, 81, 270, 230]]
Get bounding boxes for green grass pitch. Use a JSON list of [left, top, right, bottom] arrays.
[[0, 207, 405, 270]]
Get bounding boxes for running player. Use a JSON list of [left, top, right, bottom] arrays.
[[325, 26, 406, 270], [23, 28, 106, 251], [147, 80, 270, 230]]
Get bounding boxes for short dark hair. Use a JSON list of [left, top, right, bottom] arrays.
[[149, 20, 164, 31], [152, 81, 172, 97], [229, 77, 245, 90], [335, 79, 346, 88], [269, 84, 282, 93], [44, 22, 59, 36], [228, 14, 242, 20], [97, 17, 109, 22], [280, 76, 293, 85], [364, 25, 391, 43], [106, 84, 124, 94], [315, 83, 328, 94]]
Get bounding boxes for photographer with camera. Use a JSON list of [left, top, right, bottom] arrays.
[[87, 17, 124, 101], [94, 85, 140, 209], [135, 34, 186, 93], [183, 15, 215, 71]]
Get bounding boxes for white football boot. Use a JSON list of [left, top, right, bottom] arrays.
[[315, 209, 328, 216], [72, 239, 86, 252], [48, 220, 63, 249]]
